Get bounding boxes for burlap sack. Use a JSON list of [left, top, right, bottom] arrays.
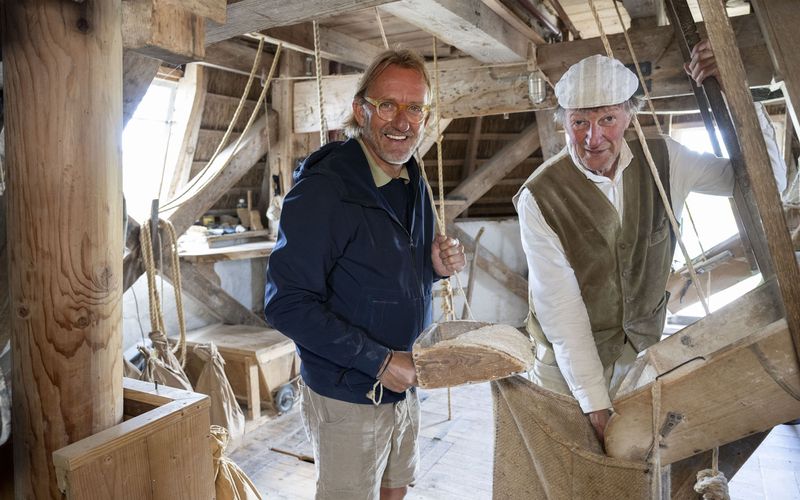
[[139, 330, 193, 391], [492, 375, 653, 499], [211, 425, 262, 500], [194, 342, 246, 443], [123, 356, 142, 379]]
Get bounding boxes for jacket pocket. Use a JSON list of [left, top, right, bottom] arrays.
[[649, 218, 669, 246]]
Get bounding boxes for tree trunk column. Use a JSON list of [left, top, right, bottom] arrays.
[[2, 0, 123, 496]]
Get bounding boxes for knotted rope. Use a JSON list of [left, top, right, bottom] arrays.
[[313, 20, 328, 146]]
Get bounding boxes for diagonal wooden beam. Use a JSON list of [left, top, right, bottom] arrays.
[[203, 39, 275, 75], [205, 0, 395, 45], [448, 224, 528, 300], [418, 118, 453, 158], [123, 111, 277, 292], [444, 121, 540, 220], [696, 0, 800, 375], [380, 0, 530, 63], [170, 261, 267, 327], [123, 50, 161, 128], [262, 23, 383, 69]]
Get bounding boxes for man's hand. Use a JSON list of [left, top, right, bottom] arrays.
[[431, 234, 466, 277], [588, 408, 612, 449], [684, 39, 721, 88], [378, 351, 417, 393]]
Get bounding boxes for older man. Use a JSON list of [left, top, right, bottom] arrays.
[[514, 41, 786, 443], [264, 49, 465, 500]]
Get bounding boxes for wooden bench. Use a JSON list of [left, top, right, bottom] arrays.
[[183, 323, 300, 421]]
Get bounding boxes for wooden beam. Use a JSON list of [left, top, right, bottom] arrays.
[[263, 23, 383, 69], [697, 0, 800, 373], [468, 0, 546, 44], [751, 0, 800, 139], [445, 121, 540, 220], [122, 0, 205, 64], [3, 0, 123, 495], [534, 109, 565, 160], [448, 224, 528, 300], [123, 50, 161, 128], [164, 64, 207, 199], [205, 0, 395, 45], [380, 0, 529, 63], [203, 39, 275, 75], [161, 111, 278, 236], [459, 116, 483, 218], [293, 58, 554, 133], [173, 261, 267, 327], [537, 14, 773, 100], [271, 50, 307, 198], [159, 0, 226, 24]]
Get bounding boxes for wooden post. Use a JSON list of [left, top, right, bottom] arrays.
[[2, 0, 123, 496]]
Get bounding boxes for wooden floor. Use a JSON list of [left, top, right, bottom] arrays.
[[231, 382, 800, 499]]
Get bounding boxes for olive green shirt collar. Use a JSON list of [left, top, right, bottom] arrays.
[[356, 138, 410, 187]]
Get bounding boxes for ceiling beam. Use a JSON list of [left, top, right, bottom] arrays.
[[205, 0, 395, 45], [444, 121, 540, 220], [203, 39, 275, 75], [380, 0, 530, 63], [261, 23, 383, 69]]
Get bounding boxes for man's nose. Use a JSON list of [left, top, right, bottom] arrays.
[[585, 123, 602, 146], [391, 112, 411, 132]]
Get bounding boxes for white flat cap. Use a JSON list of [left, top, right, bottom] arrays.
[[554, 55, 638, 109]]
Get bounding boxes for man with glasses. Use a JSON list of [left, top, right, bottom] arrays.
[[265, 49, 465, 500]]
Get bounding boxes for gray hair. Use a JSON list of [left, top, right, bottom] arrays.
[[343, 49, 430, 139], [552, 95, 644, 125]]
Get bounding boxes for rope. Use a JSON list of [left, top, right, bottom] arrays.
[[313, 21, 328, 146], [375, 7, 389, 49], [650, 380, 663, 500], [585, 0, 710, 316], [160, 41, 281, 213], [139, 219, 188, 366], [609, 0, 706, 263]]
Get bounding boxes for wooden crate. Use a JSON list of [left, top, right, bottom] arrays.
[[184, 323, 300, 420], [53, 378, 214, 499]]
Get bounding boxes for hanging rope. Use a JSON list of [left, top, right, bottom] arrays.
[[610, 0, 707, 263], [313, 21, 328, 146], [160, 42, 282, 213], [586, 0, 710, 316], [586, 2, 727, 496], [139, 219, 188, 366], [375, 7, 390, 49]]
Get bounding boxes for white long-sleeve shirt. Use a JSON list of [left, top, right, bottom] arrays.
[[516, 103, 786, 412]]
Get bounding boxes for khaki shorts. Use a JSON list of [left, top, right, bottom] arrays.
[[300, 383, 420, 500]]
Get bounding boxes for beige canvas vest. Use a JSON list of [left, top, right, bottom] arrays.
[[522, 138, 675, 369]]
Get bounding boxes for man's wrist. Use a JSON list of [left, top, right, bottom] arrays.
[[376, 350, 394, 379]]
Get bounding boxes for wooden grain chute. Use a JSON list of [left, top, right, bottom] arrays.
[[413, 320, 533, 389]]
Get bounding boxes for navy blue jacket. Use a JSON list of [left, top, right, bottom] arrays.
[[264, 139, 436, 404]]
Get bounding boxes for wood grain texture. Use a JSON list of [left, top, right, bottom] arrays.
[[413, 321, 533, 389], [534, 109, 565, 160], [122, 0, 205, 64], [2, 0, 124, 495], [751, 0, 800, 136], [606, 319, 800, 465], [205, 0, 395, 45], [380, 0, 529, 63], [697, 0, 800, 371], [53, 378, 213, 499], [537, 13, 771, 99], [164, 64, 207, 199], [160, 0, 226, 24], [265, 23, 383, 69], [203, 39, 275, 75]]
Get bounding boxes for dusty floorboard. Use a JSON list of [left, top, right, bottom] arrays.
[[230, 381, 800, 499]]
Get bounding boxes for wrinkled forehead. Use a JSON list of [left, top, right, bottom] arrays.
[[565, 103, 627, 119]]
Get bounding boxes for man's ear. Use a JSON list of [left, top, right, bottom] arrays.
[[352, 99, 366, 127]]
